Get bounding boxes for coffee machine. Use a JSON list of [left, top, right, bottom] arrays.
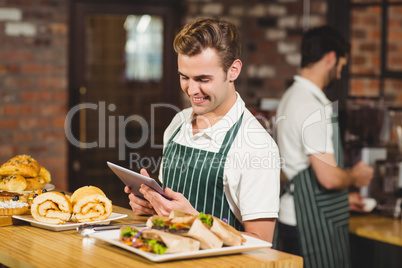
[[344, 98, 402, 217]]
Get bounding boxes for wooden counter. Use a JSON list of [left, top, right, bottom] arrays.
[[350, 213, 402, 246], [350, 213, 402, 268], [0, 206, 302, 268]]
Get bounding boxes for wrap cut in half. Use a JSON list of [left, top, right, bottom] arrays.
[[169, 210, 246, 246], [120, 226, 200, 254], [70, 186, 112, 223], [198, 212, 246, 246], [146, 215, 223, 249], [31, 191, 73, 224]]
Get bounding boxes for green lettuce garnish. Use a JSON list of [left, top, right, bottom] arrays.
[[152, 218, 165, 228], [121, 227, 138, 238], [198, 212, 212, 226], [121, 227, 167, 254], [148, 239, 167, 254]]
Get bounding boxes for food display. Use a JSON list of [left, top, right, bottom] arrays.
[[117, 210, 246, 255], [120, 226, 200, 254], [0, 155, 51, 191], [70, 186, 113, 223], [0, 191, 29, 216], [29, 185, 113, 225]]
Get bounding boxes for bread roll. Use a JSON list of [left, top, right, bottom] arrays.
[[71, 186, 112, 223], [0, 155, 40, 177], [38, 166, 51, 184], [0, 174, 27, 191], [31, 192, 72, 225], [25, 177, 46, 191]]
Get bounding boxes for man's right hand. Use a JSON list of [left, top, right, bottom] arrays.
[[124, 168, 157, 216], [124, 185, 157, 215], [351, 161, 374, 188]]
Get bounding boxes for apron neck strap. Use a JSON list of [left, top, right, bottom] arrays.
[[218, 112, 244, 155], [167, 112, 245, 156]]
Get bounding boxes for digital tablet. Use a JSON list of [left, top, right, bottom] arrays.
[[107, 162, 171, 200]]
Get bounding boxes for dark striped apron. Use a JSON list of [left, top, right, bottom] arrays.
[[162, 113, 244, 231], [276, 101, 351, 268]]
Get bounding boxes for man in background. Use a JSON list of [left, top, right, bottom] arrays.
[[275, 25, 374, 267]]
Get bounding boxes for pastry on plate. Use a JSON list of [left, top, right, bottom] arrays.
[[71, 186, 112, 223], [31, 191, 73, 224], [0, 154, 40, 178], [38, 166, 51, 184], [0, 191, 29, 203], [0, 191, 29, 216], [0, 174, 27, 192], [25, 177, 46, 191]]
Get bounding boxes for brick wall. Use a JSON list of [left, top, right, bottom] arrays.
[[0, 0, 327, 191], [181, 0, 328, 107], [350, 4, 402, 105], [1, 0, 399, 191], [0, 0, 68, 190]]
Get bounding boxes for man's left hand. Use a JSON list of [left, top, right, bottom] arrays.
[[349, 192, 365, 213], [139, 184, 198, 217]]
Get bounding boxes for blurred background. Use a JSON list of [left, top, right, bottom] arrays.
[[0, 0, 401, 209]]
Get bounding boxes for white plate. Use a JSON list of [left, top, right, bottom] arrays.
[[89, 230, 272, 262], [12, 212, 127, 231], [1, 184, 56, 194]]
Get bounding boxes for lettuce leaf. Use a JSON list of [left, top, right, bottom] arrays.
[[198, 212, 212, 226]]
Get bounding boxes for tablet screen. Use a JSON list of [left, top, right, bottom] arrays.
[[107, 162, 171, 200]]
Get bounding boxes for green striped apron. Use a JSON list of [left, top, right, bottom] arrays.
[[276, 102, 351, 268], [162, 113, 244, 231]]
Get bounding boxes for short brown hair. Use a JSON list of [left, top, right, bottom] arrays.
[[301, 25, 350, 68], [173, 17, 241, 73]]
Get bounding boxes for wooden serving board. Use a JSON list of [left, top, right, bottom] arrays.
[[0, 215, 13, 226]]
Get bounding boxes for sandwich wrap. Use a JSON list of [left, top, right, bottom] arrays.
[[120, 226, 200, 254], [146, 215, 223, 249], [70, 186, 112, 223], [31, 191, 72, 224], [199, 212, 246, 246]]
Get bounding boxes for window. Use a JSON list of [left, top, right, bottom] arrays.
[[348, 0, 402, 106], [124, 15, 163, 81]]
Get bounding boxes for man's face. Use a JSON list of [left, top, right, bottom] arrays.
[[325, 56, 348, 89], [178, 47, 234, 118]]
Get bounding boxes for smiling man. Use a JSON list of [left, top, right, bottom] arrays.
[[124, 17, 280, 243]]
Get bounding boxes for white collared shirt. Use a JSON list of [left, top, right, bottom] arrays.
[[276, 75, 336, 225], [160, 93, 280, 222]]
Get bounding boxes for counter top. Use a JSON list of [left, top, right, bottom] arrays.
[[0, 206, 302, 268], [350, 213, 402, 246]]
